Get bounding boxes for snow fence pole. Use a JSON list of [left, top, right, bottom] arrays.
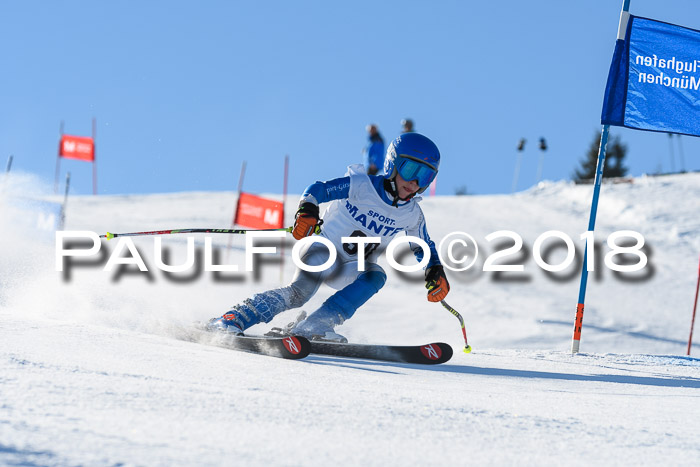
[[54, 121, 64, 194], [92, 117, 97, 195], [58, 172, 71, 230], [280, 154, 290, 284], [440, 300, 472, 354], [687, 253, 700, 356], [225, 161, 247, 261], [2, 155, 12, 187]]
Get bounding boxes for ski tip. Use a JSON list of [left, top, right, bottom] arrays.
[[440, 343, 454, 363], [279, 335, 311, 359], [420, 342, 453, 364]]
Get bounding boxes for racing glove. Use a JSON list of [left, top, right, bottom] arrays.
[[292, 202, 321, 240], [425, 265, 450, 302]]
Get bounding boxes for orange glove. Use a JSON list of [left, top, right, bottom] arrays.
[[425, 265, 450, 302], [292, 202, 321, 240]]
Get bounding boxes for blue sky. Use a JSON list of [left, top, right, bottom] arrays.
[[1, 0, 699, 197]]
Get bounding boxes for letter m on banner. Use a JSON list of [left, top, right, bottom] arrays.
[[60, 135, 95, 161], [234, 192, 284, 229], [55, 119, 98, 195]]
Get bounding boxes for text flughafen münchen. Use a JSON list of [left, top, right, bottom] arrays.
[[635, 54, 700, 89]]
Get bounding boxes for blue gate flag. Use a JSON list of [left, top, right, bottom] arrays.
[[602, 16, 700, 136]]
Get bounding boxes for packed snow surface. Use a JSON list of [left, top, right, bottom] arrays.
[[1, 172, 699, 466]]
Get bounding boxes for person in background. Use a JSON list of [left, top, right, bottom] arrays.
[[401, 118, 414, 133], [364, 124, 384, 175]]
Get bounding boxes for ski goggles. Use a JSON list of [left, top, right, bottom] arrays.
[[396, 156, 437, 187]]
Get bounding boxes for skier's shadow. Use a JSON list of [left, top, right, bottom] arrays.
[[304, 355, 404, 375], [540, 319, 689, 347], [304, 355, 700, 388]]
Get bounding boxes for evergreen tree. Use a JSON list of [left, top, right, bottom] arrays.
[[574, 131, 628, 181]]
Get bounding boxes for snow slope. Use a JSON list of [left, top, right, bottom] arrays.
[[1, 172, 699, 466]]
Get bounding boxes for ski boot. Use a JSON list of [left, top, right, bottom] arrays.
[[291, 311, 348, 343], [205, 312, 245, 336], [265, 311, 307, 338], [266, 311, 348, 343]]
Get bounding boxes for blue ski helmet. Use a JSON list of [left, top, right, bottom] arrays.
[[384, 133, 440, 194]]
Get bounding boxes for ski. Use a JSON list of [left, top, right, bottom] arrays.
[[223, 334, 311, 360], [308, 341, 453, 365], [187, 327, 311, 360]]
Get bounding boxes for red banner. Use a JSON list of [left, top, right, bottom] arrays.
[[59, 135, 95, 162], [235, 192, 284, 229]]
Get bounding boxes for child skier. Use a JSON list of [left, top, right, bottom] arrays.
[[207, 132, 450, 341]]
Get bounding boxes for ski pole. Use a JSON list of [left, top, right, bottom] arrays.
[[100, 226, 293, 240], [440, 300, 472, 354]]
